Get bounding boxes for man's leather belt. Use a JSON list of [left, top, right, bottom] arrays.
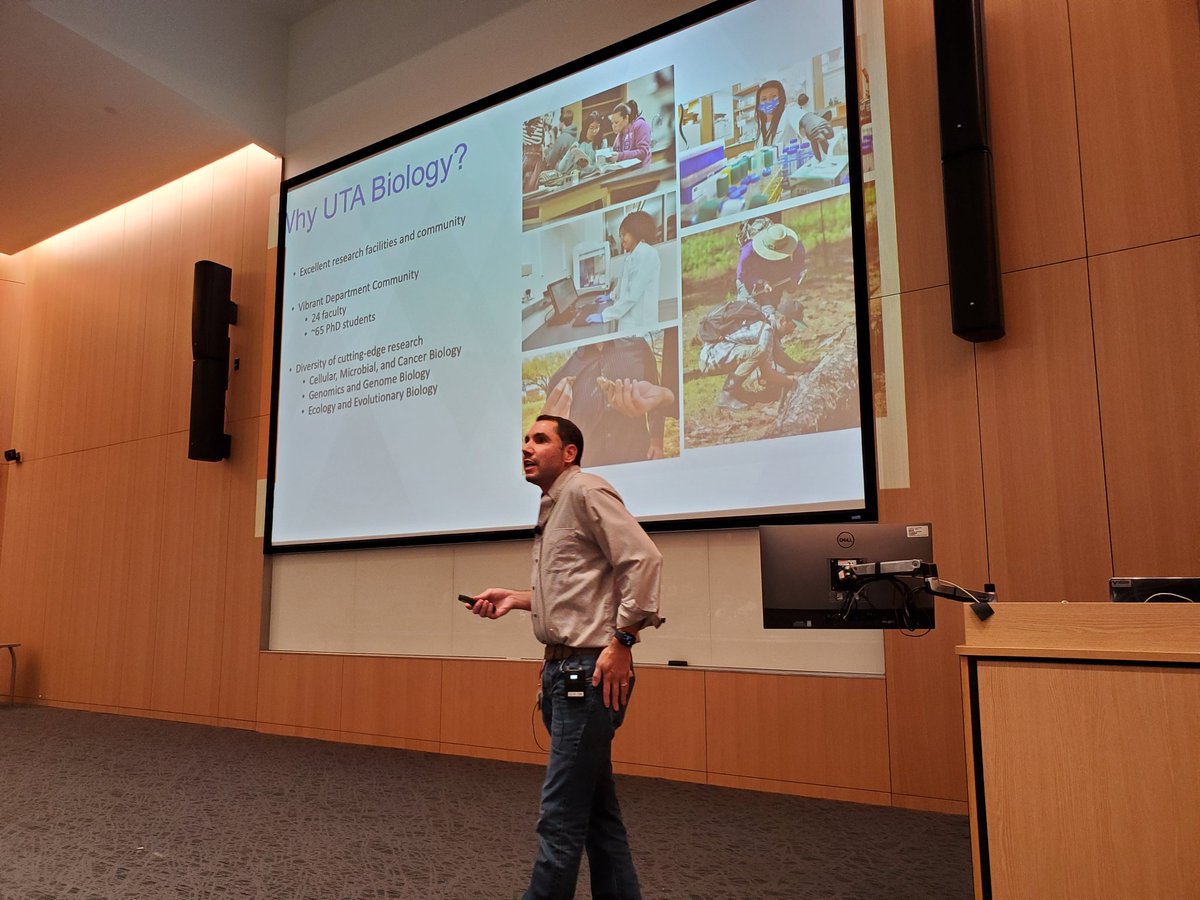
[[543, 645, 603, 661]]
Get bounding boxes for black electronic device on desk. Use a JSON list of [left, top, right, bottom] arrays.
[[1110, 577, 1200, 603], [544, 276, 605, 327]]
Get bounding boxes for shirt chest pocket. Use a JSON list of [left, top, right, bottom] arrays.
[[541, 526, 590, 577]]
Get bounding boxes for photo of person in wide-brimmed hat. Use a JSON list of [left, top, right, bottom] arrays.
[[737, 221, 807, 302], [678, 200, 860, 449]]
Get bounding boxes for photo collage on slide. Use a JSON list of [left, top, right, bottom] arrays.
[[518, 68, 684, 467], [676, 42, 868, 452], [518, 16, 876, 471]]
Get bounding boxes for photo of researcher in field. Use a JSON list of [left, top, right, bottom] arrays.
[[680, 197, 863, 449]]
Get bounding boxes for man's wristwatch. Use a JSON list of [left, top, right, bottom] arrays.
[[613, 629, 637, 648]]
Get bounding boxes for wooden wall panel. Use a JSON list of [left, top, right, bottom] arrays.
[[0, 278, 22, 566], [256, 651, 343, 731], [1090, 237, 1200, 574], [53, 232, 88, 455], [90, 444, 136, 707], [33, 454, 72, 699], [170, 169, 216, 435], [117, 436, 169, 710], [705, 671, 890, 792], [882, 0, 948, 294], [139, 181, 183, 439], [208, 151, 250, 280], [0, 280, 24, 444], [150, 432, 198, 712], [977, 261, 1112, 601], [20, 457, 61, 700], [182, 450, 233, 717], [883, 598, 968, 803], [0, 457, 45, 699], [10, 250, 41, 457], [219, 416, 266, 723], [112, 194, 155, 443], [982, 0, 1085, 270], [23, 235, 69, 457], [232, 149, 280, 425], [68, 449, 109, 703], [1068, 0, 1200, 255], [77, 216, 124, 451], [440, 659, 544, 755], [612, 667, 706, 774], [880, 287, 987, 582], [879, 285, 984, 804], [340, 655, 443, 744], [0, 151, 278, 723]]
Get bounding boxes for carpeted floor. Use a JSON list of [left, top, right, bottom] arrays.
[[0, 707, 972, 898]]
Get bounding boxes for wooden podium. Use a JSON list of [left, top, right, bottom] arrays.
[[958, 602, 1200, 899]]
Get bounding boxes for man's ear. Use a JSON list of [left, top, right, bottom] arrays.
[[562, 443, 579, 465]]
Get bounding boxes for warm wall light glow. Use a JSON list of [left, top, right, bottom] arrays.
[[28, 145, 281, 256]]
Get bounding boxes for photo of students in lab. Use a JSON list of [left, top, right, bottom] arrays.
[[520, 69, 676, 231], [608, 100, 651, 168]]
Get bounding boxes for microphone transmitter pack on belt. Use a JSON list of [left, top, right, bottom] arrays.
[[564, 658, 586, 700]]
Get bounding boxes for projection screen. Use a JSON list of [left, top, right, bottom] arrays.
[[267, 0, 875, 550]]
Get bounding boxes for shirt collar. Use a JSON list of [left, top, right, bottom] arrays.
[[544, 465, 581, 501]]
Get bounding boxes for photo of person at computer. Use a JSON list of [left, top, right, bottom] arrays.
[[521, 328, 680, 465], [520, 69, 676, 231], [588, 210, 660, 335], [679, 199, 864, 450], [519, 194, 679, 353]]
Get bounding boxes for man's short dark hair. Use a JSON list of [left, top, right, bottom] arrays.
[[536, 415, 585, 466]]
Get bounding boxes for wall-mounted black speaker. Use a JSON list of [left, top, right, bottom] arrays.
[[933, 0, 1004, 342], [192, 260, 237, 360], [188, 260, 237, 461], [189, 358, 231, 461]]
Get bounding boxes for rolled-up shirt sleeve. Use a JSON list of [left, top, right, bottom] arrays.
[[582, 482, 663, 631]]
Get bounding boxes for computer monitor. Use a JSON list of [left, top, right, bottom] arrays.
[[545, 276, 579, 317], [574, 243, 610, 292], [1110, 577, 1200, 603], [760, 523, 935, 629]]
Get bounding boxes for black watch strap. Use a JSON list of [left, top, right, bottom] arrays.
[[614, 629, 636, 648]]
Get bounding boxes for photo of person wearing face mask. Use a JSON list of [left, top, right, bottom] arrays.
[[754, 79, 803, 149]]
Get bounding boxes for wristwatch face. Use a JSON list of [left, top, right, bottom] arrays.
[[615, 630, 636, 647]]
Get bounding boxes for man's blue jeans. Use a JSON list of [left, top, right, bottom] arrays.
[[524, 655, 641, 900]]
